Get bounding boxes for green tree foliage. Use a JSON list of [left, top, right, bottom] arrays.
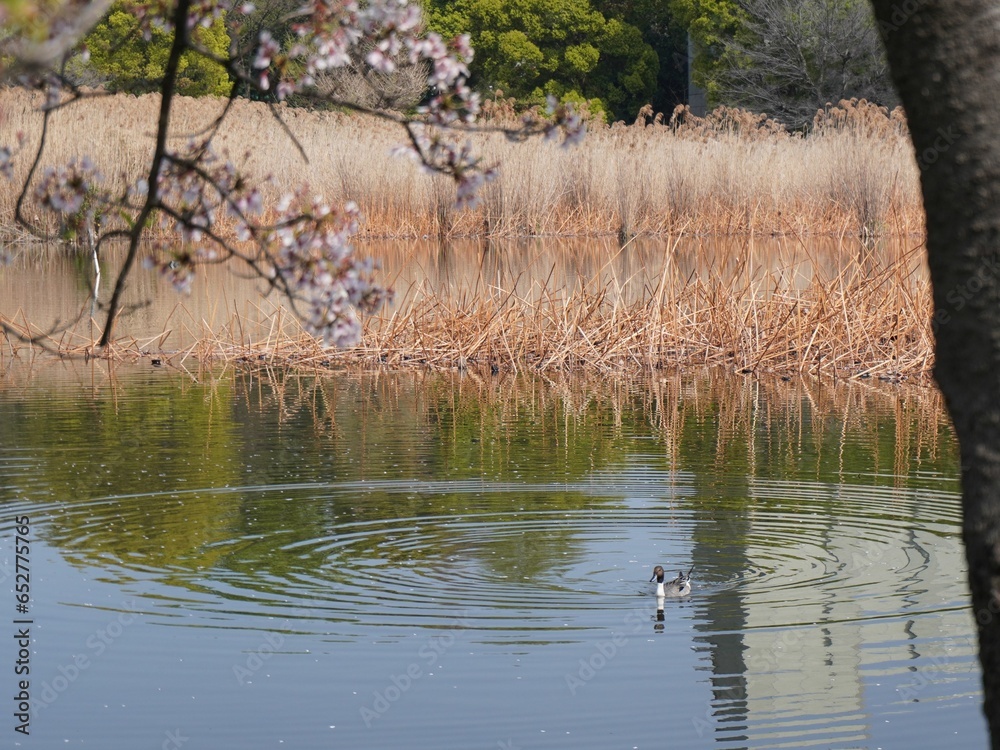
[[666, 0, 743, 103], [591, 0, 690, 113], [424, 0, 658, 121], [84, 2, 231, 96]]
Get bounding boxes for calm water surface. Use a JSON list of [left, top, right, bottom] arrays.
[[0, 361, 984, 748]]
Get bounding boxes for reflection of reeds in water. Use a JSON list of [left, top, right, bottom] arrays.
[[0, 89, 922, 239], [0, 237, 934, 380], [0, 360, 954, 491], [0, 362, 954, 579], [615, 370, 949, 482], [236, 367, 954, 488]]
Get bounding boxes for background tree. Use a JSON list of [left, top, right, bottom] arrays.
[[311, 39, 430, 112], [675, 0, 896, 126], [592, 0, 690, 114], [423, 0, 658, 121], [666, 0, 743, 103], [868, 0, 1000, 745], [720, 0, 895, 126], [82, 0, 231, 96]]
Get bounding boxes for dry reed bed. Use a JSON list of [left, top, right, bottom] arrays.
[[0, 240, 934, 382], [0, 88, 923, 238], [352, 241, 931, 379]]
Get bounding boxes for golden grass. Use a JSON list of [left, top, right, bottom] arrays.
[[349, 238, 932, 380], [0, 88, 932, 379], [1, 237, 934, 382], [0, 87, 923, 239]]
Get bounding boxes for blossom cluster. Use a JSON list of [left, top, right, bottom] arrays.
[[14, 70, 66, 110], [143, 141, 263, 293], [0, 131, 24, 181], [396, 128, 498, 209], [521, 95, 587, 149], [544, 96, 587, 148], [157, 141, 262, 242], [251, 1, 489, 192], [264, 191, 392, 347], [248, 1, 585, 211], [142, 247, 207, 296], [33, 156, 105, 240], [253, 1, 477, 121], [129, 135, 391, 349]]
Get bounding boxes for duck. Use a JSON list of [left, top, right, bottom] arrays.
[[650, 565, 693, 597]]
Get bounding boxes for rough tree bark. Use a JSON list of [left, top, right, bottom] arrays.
[[868, 1, 1000, 745]]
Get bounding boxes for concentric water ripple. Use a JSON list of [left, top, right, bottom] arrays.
[[5, 469, 966, 640], [0, 363, 982, 749]]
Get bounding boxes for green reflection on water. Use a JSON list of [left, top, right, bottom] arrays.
[[0, 363, 957, 584]]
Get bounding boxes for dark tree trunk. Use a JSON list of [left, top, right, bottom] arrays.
[[868, 1, 1000, 745]]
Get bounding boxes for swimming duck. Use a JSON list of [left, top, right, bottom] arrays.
[[650, 565, 693, 597]]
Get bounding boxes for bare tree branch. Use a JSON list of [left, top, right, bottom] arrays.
[[720, 0, 896, 127], [99, 0, 192, 347]]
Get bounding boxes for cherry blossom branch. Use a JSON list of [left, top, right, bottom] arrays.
[[100, 0, 193, 347], [2, 0, 585, 354]]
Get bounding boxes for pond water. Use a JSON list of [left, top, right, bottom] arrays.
[[0, 361, 986, 749]]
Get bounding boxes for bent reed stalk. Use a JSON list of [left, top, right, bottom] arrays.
[[1, 238, 935, 382], [0, 88, 923, 239]]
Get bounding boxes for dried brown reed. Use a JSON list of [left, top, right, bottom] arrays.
[[1, 237, 935, 382], [0, 88, 923, 239], [345, 239, 932, 381]]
